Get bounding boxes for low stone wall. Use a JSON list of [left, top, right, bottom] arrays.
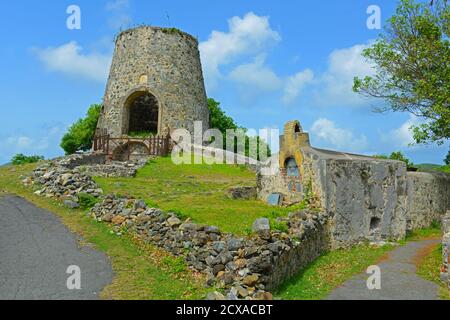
[[265, 212, 330, 290], [407, 171, 450, 231], [442, 211, 450, 290], [78, 158, 151, 178], [90, 195, 331, 298], [57, 153, 106, 169]]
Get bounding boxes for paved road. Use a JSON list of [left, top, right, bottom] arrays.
[[0, 195, 113, 300], [327, 239, 441, 300]]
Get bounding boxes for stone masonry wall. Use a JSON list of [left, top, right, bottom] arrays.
[[442, 211, 450, 290], [265, 212, 330, 290], [98, 26, 210, 138], [406, 171, 450, 231], [323, 159, 408, 248]]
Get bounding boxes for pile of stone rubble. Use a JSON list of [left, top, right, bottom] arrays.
[[90, 194, 330, 300], [24, 161, 103, 200], [23, 154, 150, 207]]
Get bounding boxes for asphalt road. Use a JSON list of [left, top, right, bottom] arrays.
[[0, 195, 113, 300], [327, 238, 441, 300]]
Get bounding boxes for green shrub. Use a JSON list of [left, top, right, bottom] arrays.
[[373, 151, 414, 168], [208, 98, 271, 160], [78, 193, 98, 209], [61, 104, 101, 155], [11, 154, 44, 165]]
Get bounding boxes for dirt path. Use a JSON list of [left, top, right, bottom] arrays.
[[327, 239, 441, 300], [0, 195, 113, 300]]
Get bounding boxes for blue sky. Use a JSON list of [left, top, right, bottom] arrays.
[[0, 0, 448, 164]]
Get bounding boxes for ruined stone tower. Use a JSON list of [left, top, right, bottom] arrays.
[[97, 26, 210, 138]]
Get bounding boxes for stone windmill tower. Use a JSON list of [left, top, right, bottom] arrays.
[[96, 26, 210, 140]]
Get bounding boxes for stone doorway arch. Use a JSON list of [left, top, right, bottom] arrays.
[[122, 90, 160, 136]]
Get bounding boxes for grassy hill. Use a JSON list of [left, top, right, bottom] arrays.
[[416, 163, 450, 173]]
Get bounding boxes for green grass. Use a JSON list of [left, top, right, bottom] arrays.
[[438, 165, 450, 173], [274, 244, 394, 300], [406, 221, 450, 299], [128, 131, 156, 138], [404, 220, 442, 242], [416, 244, 443, 283], [416, 163, 450, 173], [0, 163, 209, 300], [416, 243, 450, 300], [95, 156, 305, 235]]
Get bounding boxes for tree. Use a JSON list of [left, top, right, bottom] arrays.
[[445, 149, 450, 165], [373, 151, 414, 167], [208, 98, 239, 133], [207, 98, 271, 160], [11, 154, 44, 165], [353, 0, 449, 145], [60, 104, 102, 155]]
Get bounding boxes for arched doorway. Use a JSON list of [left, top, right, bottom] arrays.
[[123, 91, 159, 135]]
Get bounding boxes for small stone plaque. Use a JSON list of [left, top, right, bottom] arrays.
[[267, 193, 282, 206]]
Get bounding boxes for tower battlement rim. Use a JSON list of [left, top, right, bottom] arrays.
[[115, 25, 198, 44]]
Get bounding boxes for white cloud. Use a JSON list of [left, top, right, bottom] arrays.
[[33, 42, 112, 83], [314, 43, 376, 107], [229, 55, 282, 92], [199, 12, 280, 89], [7, 136, 33, 148], [106, 0, 131, 29], [282, 69, 314, 104], [310, 118, 368, 152], [0, 126, 65, 163], [106, 0, 129, 11], [382, 115, 421, 148]]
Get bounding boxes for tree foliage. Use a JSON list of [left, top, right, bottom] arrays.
[[60, 104, 102, 155], [373, 151, 415, 167], [11, 154, 44, 165], [207, 98, 271, 160], [353, 0, 449, 145], [445, 149, 450, 165]]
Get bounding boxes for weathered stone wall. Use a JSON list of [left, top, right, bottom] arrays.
[[406, 171, 450, 231], [441, 211, 450, 290], [257, 120, 450, 249], [265, 212, 330, 290], [256, 167, 295, 204], [257, 148, 408, 248], [256, 150, 325, 206], [98, 26, 210, 138], [324, 159, 408, 248]]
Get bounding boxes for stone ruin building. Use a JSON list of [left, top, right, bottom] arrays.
[[95, 26, 210, 160], [258, 120, 450, 248], [92, 25, 450, 254]]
